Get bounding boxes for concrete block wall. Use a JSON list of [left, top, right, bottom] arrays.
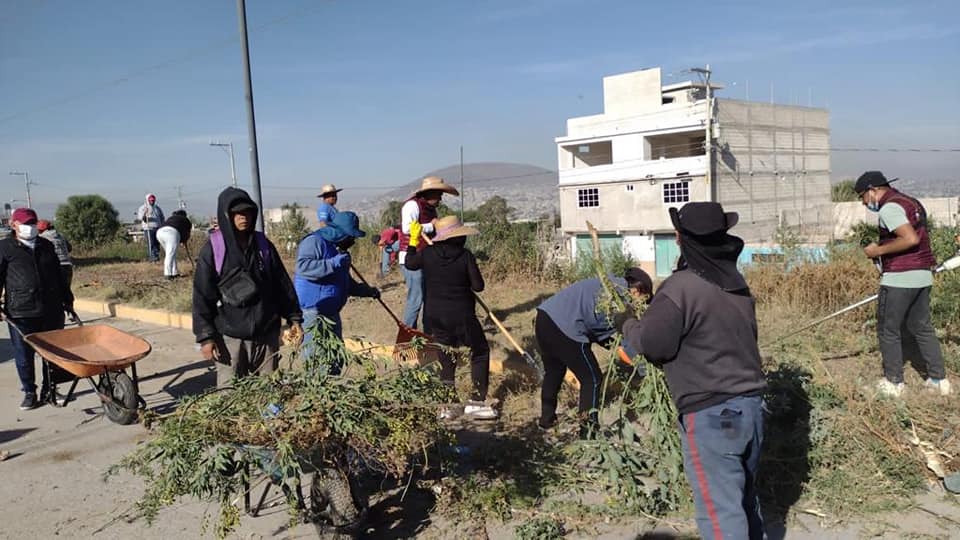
[[715, 99, 831, 242]]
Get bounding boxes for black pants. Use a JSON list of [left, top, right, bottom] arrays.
[[877, 285, 945, 383], [535, 309, 602, 427], [424, 313, 490, 402]]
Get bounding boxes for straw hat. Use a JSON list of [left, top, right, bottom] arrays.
[[432, 215, 477, 242], [317, 184, 343, 198], [413, 176, 459, 197]]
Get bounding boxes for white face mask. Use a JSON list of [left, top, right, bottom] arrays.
[[18, 224, 38, 240]]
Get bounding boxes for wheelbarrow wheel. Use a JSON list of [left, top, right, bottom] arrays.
[[309, 467, 365, 533], [98, 372, 139, 425]]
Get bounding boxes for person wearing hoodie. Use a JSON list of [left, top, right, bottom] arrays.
[[0, 208, 76, 410], [156, 210, 192, 279], [192, 188, 303, 387], [404, 215, 497, 420], [137, 193, 165, 262], [619, 202, 767, 540], [37, 220, 73, 288], [294, 211, 379, 374]]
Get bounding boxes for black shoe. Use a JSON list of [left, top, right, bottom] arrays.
[[537, 417, 557, 430], [19, 393, 38, 410]]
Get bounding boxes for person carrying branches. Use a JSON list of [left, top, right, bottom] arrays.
[[619, 202, 767, 540], [535, 267, 651, 438]]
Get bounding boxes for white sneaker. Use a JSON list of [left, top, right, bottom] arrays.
[[875, 378, 905, 398], [924, 378, 952, 396], [463, 401, 498, 420]]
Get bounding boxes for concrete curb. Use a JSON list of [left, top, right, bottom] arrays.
[[72, 297, 555, 382]]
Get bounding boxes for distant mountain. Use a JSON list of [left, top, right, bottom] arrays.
[[351, 162, 559, 221]]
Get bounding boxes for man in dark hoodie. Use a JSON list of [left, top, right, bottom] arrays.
[[193, 188, 303, 387], [619, 202, 767, 540]]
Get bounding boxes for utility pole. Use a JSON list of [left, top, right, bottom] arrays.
[[459, 146, 464, 222], [176, 185, 187, 209], [209, 141, 238, 188], [688, 65, 715, 202], [9, 171, 34, 208], [235, 0, 265, 231]]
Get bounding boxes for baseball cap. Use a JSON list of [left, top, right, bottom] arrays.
[[854, 171, 898, 195]]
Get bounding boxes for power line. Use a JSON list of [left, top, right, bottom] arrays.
[[0, 2, 326, 126], [830, 148, 960, 152]]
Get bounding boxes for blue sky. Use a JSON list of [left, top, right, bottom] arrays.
[[1, 0, 958, 218]]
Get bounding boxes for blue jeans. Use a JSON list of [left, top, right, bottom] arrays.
[[401, 266, 423, 329], [679, 395, 766, 540], [8, 313, 65, 394], [381, 241, 399, 277], [302, 308, 344, 375], [144, 228, 160, 261]]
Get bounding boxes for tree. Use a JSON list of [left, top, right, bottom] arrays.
[[55, 195, 121, 246], [378, 200, 404, 231], [831, 179, 859, 202], [268, 203, 310, 255], [474, 195, 514, 225]]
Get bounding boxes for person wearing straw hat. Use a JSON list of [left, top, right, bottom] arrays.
[[316, 183, 343, 227], [404, 215, 496, 419], [398, 176, 459, 329]]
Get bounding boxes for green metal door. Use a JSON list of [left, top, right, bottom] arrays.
[[654, 234, 680, 278], [575, 234, 622, 258]]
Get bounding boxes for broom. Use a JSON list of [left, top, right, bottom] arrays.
[[349, 264, 439, 366]]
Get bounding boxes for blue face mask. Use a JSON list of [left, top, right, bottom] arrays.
[[867, 200, 880, 212]]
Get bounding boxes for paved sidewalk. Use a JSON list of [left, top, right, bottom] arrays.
[[0, 313, 319, 539]]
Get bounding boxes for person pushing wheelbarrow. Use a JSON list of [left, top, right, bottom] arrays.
[[0, 208, 76, 410]]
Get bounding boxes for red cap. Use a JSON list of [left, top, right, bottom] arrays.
[[37, 220, 51, 232], [11, 208, 38, 224]]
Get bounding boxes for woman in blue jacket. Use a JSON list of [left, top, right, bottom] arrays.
[[294, 212, 379, 372]]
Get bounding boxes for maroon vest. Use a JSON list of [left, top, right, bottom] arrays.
[[398, 197, 437, 252], [878, 189, 936, 273]]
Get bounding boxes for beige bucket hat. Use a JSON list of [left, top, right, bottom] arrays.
[[317, 184, 343, 198], [432, 215, 478, 242], [413, 176, 459, 198]]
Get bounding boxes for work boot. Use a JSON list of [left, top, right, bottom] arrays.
[[19, 393, 38, 411], [924, 378, 952, 396]]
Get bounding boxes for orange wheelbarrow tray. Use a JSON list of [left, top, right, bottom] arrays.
[[24, 325, 152, 425]]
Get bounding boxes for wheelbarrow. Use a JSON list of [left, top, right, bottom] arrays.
[[8, 316, 151, 425]]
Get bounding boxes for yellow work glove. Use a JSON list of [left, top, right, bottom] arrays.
[[408, 220, 423, 248]]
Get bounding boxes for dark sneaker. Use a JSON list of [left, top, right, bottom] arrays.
[[19, 393, 38, 411]]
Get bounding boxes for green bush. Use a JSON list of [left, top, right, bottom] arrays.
[[55, 194, 121, 247], [267, 203, 310, 256], [831, 179, 859, 202]]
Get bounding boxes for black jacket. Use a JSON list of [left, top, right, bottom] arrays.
[[161, 214, 192, 244], [622, 269, 766, 415], [0, 237, 75, 319], [192, 188, 302, 343], [404, 240, 484, 322]]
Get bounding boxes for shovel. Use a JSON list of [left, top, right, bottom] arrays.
[[473, 292, 544, 381], [349, 264, 438, 366]]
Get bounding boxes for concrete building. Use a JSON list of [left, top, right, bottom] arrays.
[[556, 67, 832, 277]]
